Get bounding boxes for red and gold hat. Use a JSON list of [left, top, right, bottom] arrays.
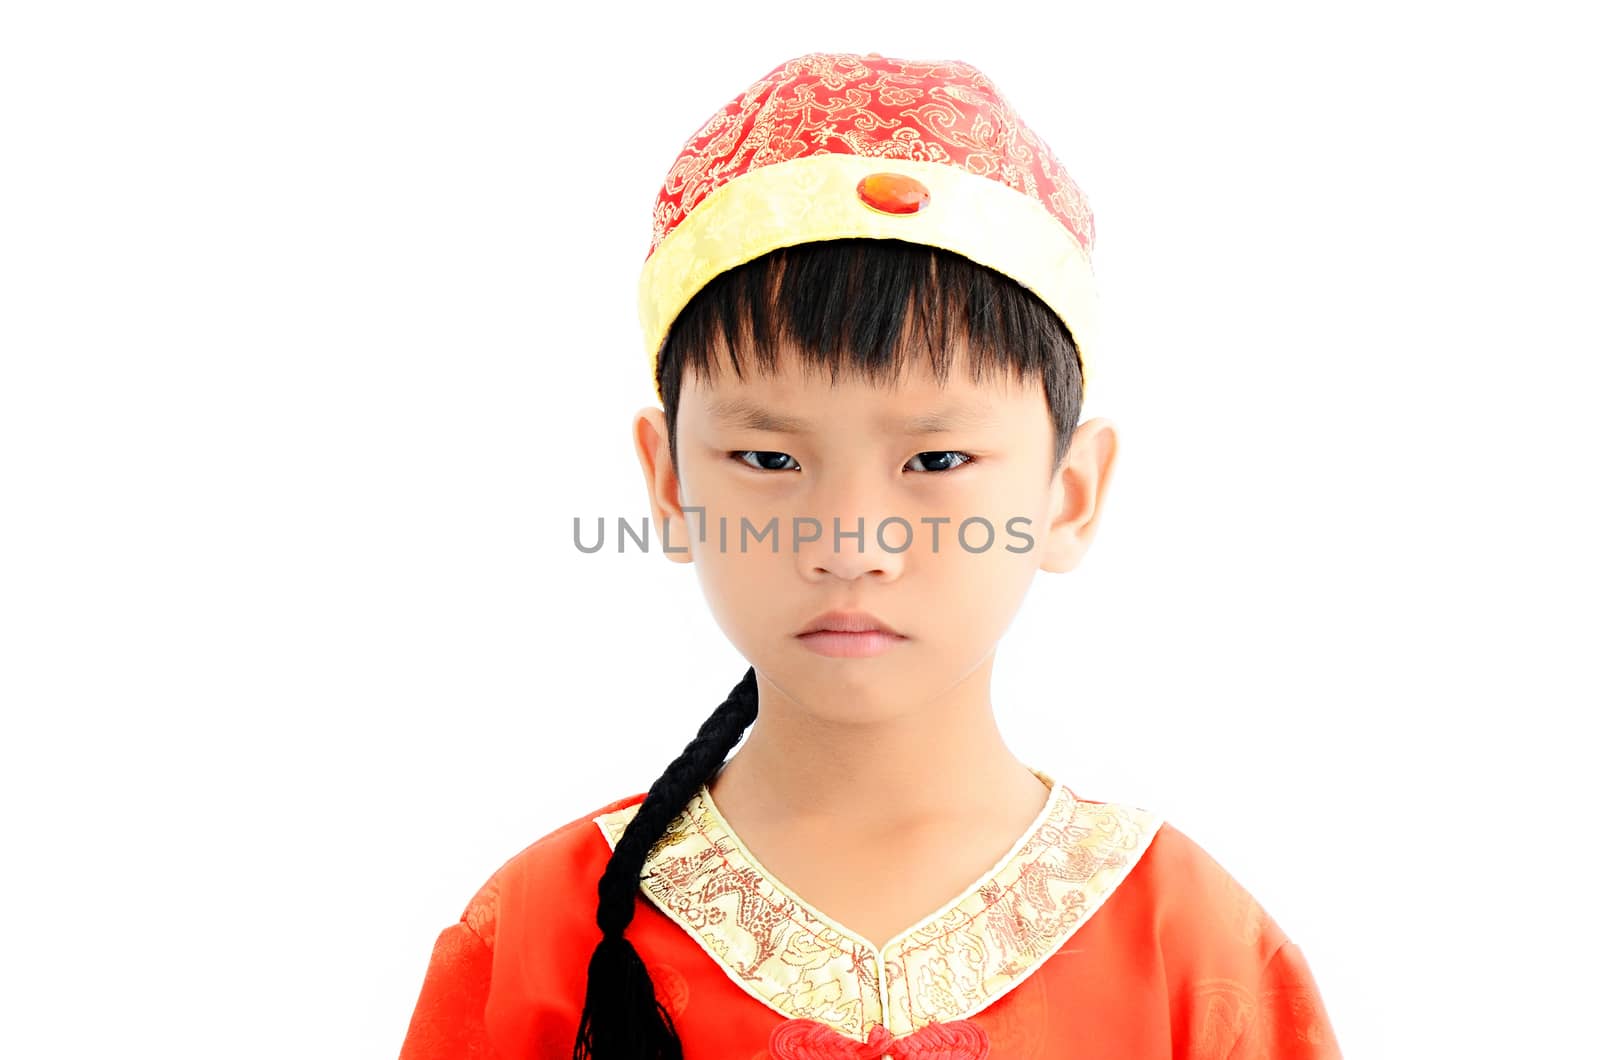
[[639, 51, 1101, 403]]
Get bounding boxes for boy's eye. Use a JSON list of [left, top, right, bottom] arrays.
[[905, 450, 973, 473], [731, 450, 975, 473], [734, 450, 800, 472]]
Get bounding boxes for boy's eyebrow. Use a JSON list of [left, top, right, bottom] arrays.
[[706, 397, 998, 434]]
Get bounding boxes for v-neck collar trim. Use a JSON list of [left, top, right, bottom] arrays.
[[694, 767, 1069, 961], [593, 765, 1162, 1042]]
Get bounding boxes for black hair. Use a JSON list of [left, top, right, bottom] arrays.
[[570, 238, 1083, 1058]]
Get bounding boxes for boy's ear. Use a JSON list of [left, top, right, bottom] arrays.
[[632, 406, 696, 565], [1038, 417, 1118, 574]]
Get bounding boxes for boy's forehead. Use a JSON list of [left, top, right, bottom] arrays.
[[684, 342, 1037, 418]]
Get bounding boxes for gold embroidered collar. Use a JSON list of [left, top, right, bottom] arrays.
[[593, 766, 1161, 1043]]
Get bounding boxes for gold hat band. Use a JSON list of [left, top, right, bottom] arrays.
[[638, 153, 1100, 402]]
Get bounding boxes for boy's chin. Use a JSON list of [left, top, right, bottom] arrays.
[[760, 651, 974, 720]]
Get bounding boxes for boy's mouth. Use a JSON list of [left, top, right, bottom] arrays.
[[797, 609, 904, 637], [795, 615, 909, 658]]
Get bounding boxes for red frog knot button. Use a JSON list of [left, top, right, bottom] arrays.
[[856, 172, 932, 216], [769, 1017, 991, 1059]]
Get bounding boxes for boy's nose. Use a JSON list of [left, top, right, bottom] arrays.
[[793, 510, 908, 582]]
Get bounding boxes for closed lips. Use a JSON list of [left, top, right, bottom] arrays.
[[798, 611, 904, 636]]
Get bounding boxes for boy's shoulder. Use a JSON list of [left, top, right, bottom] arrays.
[[452, 790, 649, 946], [1122, 809, 1291, 964]]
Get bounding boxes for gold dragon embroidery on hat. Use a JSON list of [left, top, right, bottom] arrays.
[[645, 51, 1096, 263]]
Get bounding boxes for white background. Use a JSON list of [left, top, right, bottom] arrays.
[[3, 2, 1596, 1057]]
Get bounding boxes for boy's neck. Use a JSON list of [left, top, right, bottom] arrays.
[[705, 660, 1049, 839]]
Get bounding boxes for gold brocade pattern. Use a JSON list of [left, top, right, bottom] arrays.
[[643, 53, 1095, 262], [593, 767, 1162, 1043]]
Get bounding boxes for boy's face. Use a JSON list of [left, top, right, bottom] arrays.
[[633, 341, 1116, 723]]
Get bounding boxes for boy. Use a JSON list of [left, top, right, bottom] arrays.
[[401, 51, 1341, 1059]]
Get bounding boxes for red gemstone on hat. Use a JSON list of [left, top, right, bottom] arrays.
[[856, 172, 931, 215]]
